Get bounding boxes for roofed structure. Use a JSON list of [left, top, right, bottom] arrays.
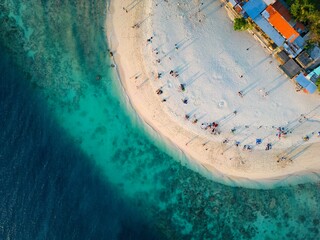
[[243, 0, 267, 20], [234, 4, 243, 14], [295, 73, 317, 94], [280, 59, 302, 78], [262, 5, 299, 43], [294, 22, 306, 34], [272, 0, 291, 22], [254, 15, 285, 46], [272, 0, 306, 33], [276, 50, 290, 64], [293, 36, 305, 48], [307, 66, 320, 83], [295, 51, 313, 69]]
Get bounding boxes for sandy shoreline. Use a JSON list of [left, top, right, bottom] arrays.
[[106, 0, 320, 188]]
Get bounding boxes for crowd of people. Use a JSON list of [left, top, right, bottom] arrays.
[[145, 34, 319, 156], [125, 12, 320, 161]]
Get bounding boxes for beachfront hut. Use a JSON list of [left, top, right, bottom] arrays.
[[307, 66, 320, 83], [254, 15, 285, 47], [295, 73, 317, 94], [276, 50, 290, 65], [296, 47, 320, 70], [234, 4, 243, 14], [272, 0, 292, 22], [261, 5, 304, 57], [296, 51, 313, 69], [308, 46, 320, 70], [279, 59, 302, 79], [243, 0, 267, 20], [272, 0, 307, 34], [293, 36, 305, 48], [262, 5, 299, 43]]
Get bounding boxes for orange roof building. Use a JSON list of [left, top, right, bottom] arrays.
[[262, 5, 299, 43]]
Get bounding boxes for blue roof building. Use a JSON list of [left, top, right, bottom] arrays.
[[307, 65, 320, 82], [243, 0, 267, 20], [295, 73, 317, 94]]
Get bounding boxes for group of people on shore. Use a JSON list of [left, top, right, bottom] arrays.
[[142, 28, 320, 159], [148, 36, 281, 154]]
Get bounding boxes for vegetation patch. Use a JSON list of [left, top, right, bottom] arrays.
[[233, 17, 250, 31], [315, 77, 320, 92], [285, 0, 320, 44]]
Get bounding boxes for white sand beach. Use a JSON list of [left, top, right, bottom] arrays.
[[106, 0, 320, 187]]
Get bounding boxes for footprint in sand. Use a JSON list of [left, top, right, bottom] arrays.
[[254, 110, 261, 117], [189, 95, 200, 106], [193, 97, 201, 106], [272, 102, 280, 108], [218, 99, 227, 109]]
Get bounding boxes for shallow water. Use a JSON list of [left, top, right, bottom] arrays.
[[0, 0, 319, 239]]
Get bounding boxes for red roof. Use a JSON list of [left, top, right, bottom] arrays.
[[272, 0, 291, 22], [234, 5, 243, 14], [265, 5, 299, 42], [294, 22, 306, 32], [272, 1, 306, 32]]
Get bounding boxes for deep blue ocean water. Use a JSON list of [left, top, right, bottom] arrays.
[[0, 1, 320, 239], [0, 45, 162, 240]]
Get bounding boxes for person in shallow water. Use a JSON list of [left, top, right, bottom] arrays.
[[107, 49, 113, 57]]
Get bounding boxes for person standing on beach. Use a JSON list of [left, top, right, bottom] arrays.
[[156, 88, 163, 95]]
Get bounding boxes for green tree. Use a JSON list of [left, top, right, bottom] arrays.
[[285, 0, 320, 44], [233, 17, 250, 31], [290, 0, 316, 22], [316, 77, 320, 92]]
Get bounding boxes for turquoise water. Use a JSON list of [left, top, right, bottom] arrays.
[[1, 0, 319, 239]]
